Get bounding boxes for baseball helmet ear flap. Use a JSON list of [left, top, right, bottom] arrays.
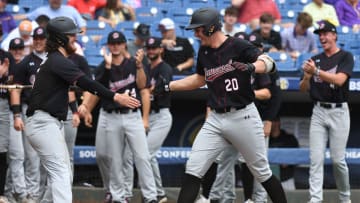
[[202, 17, 222, 36]]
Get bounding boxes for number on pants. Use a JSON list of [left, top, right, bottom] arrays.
[[225, 78, 239, 91]]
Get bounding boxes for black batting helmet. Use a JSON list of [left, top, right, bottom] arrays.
[[46, 16, 82, 47], [185, 7, 222, 36]]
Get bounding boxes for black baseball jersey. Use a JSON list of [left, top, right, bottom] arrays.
[[96, 57, 141, 111], [68, 53, 92, 94], [26, 51, 86, 120], [0, 49, 15, 98], [12, 52, 44, 104], [252, 72, 282, 121], [251, 29, 282, 52], [163, 37, 194, 74], [309, 49, 353, 102], [197, 37, 261, 109], [145, 61, 173, 110]]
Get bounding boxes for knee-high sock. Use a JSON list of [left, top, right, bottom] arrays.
[[241, 163, 254, 200], [261, 175, 287, 203], [201, 163, 218, 199], [177, 173, 201, 203], [0, 152, 7, 195]]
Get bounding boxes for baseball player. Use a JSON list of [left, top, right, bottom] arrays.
[[23, 16, 140, 203], [121, 37, 173, 203], [160, 7, 287, 203], [78, 31, 158, 203], [207, 33, 283, 203], [300, 20, 353, 203], [0, 50, 14, 203], [4, 37, 28, 203]]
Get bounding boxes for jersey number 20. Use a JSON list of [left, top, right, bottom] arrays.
[[225, 78, 239, 92]]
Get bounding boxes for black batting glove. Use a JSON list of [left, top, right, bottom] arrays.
[[232, 61, 255, 73]]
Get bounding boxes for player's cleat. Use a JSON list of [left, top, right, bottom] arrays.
[[157, 195, 168, 203], [103, 192, 112, 203], [195, 195, 210, 203], [0, 196, 10, 203]]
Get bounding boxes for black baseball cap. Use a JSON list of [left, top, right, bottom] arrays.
[[145, 37, 162, 48], [248, 33, 264, 48], [134, 23, 150, 40], [234, 32, 248, 40], [9, 37, 25, 50], [32, 27, 47, 39], [313, 20, 337, 34], [107, 31, 126, 44]]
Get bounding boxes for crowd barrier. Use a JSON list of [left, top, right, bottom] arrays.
[[74, 146, 360, 165]]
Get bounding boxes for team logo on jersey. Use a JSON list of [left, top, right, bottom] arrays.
[[29, 62, 35, 66], [29, 74, 36, 85], [205, 59, 236, 82], [109, 74, 135, 92]]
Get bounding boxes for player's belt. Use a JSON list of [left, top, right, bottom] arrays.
[[212, 105, 246, 114], [316, 102, 344, 109], [105, 108, 138, 114]]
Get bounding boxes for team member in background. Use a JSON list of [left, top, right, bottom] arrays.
[[122, 36, 173, 203], [9, 27, 47, 203], [79, 31, 158, 203], [4, 37, 28, 203], [300, 20, 353, 203], [24, 17, 140, 203], [160, 7, 286, 203], [0, 49, 14, 203]]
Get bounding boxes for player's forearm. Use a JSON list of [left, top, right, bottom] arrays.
[[317, 71, 348, 87], [81, 91, 99, 112], [77, 75, 114, 100], [254, 88, 271, 100], [10, 89, 21, 105], [169, 74, 206, 91], [177, 58, 194, 71], [136, 67, 147, 89], [140, 88, 150, 121], [299, 78, 310, 92]]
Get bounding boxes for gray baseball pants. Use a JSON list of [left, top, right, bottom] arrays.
[[309, 103, 351, 203], [122, 108, 172, 198], [96, 109, 157, 203], [25, 110, 72, 203], [186, 103, 272, 185]]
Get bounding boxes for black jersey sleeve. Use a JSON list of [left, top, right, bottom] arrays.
[[49, 52, 85, 84], [77, 75, 114, 100], [69, 53, 92, 77], [236, 39, 261, 63], [338, 51, 354, 77]]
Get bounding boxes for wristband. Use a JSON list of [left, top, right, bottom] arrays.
[[315, 67, 320, 76], [10, 104, 21, 114], [69, 101, 78, 113]]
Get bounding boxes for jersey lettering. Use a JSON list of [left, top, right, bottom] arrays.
[[225, 78, 239, 92]]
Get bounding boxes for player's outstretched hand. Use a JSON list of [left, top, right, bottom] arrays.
[[232, 61, 255, 73], [153, 75, 170, 95], [113, 93, 141, 109]]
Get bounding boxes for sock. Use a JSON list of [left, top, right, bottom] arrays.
[[0, 152, 7, 195], [177, 173, 201, 203], [241, 163, 254, 200], [261, 175, 287, 203], [201, 162, 218, 199]]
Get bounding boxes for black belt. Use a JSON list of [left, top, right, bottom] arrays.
[[212, 105, 246, 114], [316, 102, 343, 109], [105, 108, 138, 114]]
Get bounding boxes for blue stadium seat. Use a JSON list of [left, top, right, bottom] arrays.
[[5, 4, 27, 15], [86, 20, 113, 37], [216, 0, 232, 9], [182, 0, 216, 8], [116, 21, 137, 32], [135, 6, 162, 24], [268, 52, 297, 72], [354, 55, 360, 72], [295, 53, 313, 70]]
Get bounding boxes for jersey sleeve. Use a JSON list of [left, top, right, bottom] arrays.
[[50, 55, 85, 84], [236, 39, 261, 63], [338, 51, 354, 77]]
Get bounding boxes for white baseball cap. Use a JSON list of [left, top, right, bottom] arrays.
[[158, 18, 175, 31]]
